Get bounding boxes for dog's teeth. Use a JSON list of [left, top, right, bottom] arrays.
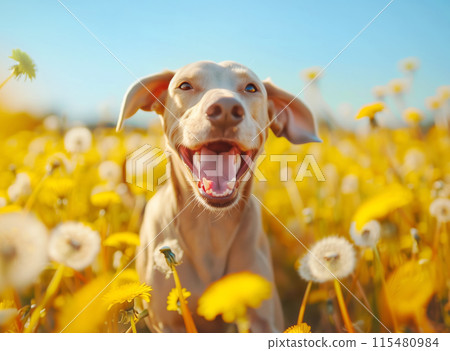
[[227, 181, 235, 190], [235, 154, 241, 169], [206, 189, 213, 195], [202, 177, 213, 191]]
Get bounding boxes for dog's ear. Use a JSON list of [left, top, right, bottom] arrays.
[[116, 70, 175, 131], [263, 79, 320, 144]]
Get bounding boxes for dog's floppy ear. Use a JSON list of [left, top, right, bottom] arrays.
[[116, 70, 175, 131], [264, 79, 320, 144]]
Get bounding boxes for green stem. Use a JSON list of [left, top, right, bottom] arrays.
[[25, 264, 65, 333], [373, 247, 400, 332], [0, 72, 14, 90]]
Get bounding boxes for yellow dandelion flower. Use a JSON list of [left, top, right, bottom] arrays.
[[39, 177, 74, 206], [355, 102, 385, 120], [386, 260, 435, 318], [103, 232, 140, 249], [403, 107, 424, 124], [113, 269, 140, 285], [284, 323, 311, 333], [167, 287, 191, 313], [353, 183, 413, 231], [56, 274, 113, 332], [197, 271, 272, 324], [90, 190, 121, 208], [102, 282, 152, 310]]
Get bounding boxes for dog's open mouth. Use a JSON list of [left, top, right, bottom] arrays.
[[178, 141, 256, 205]]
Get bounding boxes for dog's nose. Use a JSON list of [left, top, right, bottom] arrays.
[[206, 97, 244, 129]]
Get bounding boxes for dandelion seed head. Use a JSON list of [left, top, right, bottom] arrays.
[[388, 78, 408, 94], [303, 236, 356, 283], [403, 107, 424, 124], [425, 96, 442, 110], [429, 197, 450, 223], [297, 254, 315, 282], [399, 57, 420, 73], [0, 212, 48, 291], [372, 86, 387, 99], [300, 66, 322, 82], [64, 127, 92, 153], [341, 174, 359, 194], [98, 160, 122, 184], [43, 115, 60, 131], [48, 222, 100, 271], [350, 220, 381, 248], [437, 85, 450, 101], [7, 172, 31, 202]]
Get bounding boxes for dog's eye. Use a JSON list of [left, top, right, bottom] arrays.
[[244, 83, 257, 93], [178, 82, 193, 91]]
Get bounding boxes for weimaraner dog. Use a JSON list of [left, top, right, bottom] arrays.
[[117, 61, 318, 332]]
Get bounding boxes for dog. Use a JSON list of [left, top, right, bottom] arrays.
[[116, 61, 319, 332]]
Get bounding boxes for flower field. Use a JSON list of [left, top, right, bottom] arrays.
[[0, 59, 449, 333]]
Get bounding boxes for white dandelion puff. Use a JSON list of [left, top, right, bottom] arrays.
[[302, 236, 356, 283], [350, 220, 381, 248], [98, 135, 120, 157], [0, 212, 48, 291], [98, 160, 122, 185], [429, 198, 450, 223], [398, 57, 420, 73], [153, 239, 183, 278], [64, 127, 92, 153], [43, 115, 61, 131], [7, 172, 31, 202], [372, 85, 387, 99], [341, 174, 359, 194], [297, 255, 314, 282], [48, 222, 100, 271]]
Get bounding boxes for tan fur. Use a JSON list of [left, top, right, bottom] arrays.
[[118, 61, 318, 332]]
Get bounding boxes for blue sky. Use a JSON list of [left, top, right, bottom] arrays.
[[0, 0, 449, 126]]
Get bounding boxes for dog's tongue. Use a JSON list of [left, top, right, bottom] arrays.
[[193, 146, 241, 196]]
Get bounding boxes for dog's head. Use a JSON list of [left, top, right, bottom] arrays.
[[117, 61, 319, 209]]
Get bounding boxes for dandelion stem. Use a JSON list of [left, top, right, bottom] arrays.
[[373, 247, 400, 332], [24, 174, 48, 211], [25, 264, 65, 332], [172, 267, 198, 333], [333, 279, 354, 333], [236, 315, 250, 333], [433, 221, 442, 256], [129, 315, 137, 333], [297, 280, 312, 325], [0, 72, 14, 90]]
